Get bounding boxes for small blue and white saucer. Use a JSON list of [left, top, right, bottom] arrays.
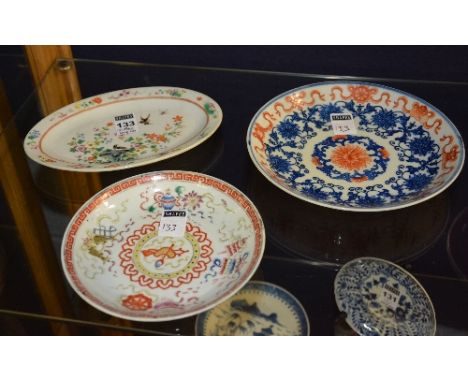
[[195, 281, 310, 336], [334, 257, 436, 336]]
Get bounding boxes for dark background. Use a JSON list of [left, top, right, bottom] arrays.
[[71, 45, 468, 82], [1, 45, 468, 114]]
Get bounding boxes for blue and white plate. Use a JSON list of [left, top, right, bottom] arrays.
[[195, 281, 309, 336], [247, 82, 465, 211], [334, 257, 436, 336]]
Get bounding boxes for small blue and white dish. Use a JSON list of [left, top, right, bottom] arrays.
[[195, 281, 309, 336], [334, 257, 436, 336]]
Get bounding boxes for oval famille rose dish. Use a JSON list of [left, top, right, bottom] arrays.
[[24, 87, 222, 172], [61, 171, 265, 321], [247, 82, 464, 211]]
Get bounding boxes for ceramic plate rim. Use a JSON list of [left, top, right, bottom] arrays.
[[194, 280, 310, 336], [334, 256, 437, 336], [24, 86, 223, 172], [60, 170, 266, 322], [246, 81, 465, 212]]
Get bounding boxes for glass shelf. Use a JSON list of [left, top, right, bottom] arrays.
[[1, 57, 467, 335]]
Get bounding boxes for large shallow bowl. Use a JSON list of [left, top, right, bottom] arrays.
[[247, 81, 464, 211], [61, 171, 265, 321], [24, 87, 222, 172], [334, 257, 436, 336]]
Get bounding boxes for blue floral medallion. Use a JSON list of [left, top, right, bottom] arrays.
[[312, 135, 390, 182], [264, 100, 441, 208], [334, 257, 436, 336]]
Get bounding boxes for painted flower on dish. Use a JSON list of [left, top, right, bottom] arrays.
[[371, 109, 398, 129], [312, 136, 389, 183], [181, 191, 203, 210], [277, 120, 299, 140], [319, 103, 343, 121], [330, 145, 372, 171], [409, 136, 434, 156], [122, 293, 152, 311], [406, 174, 432, 190], [66, 114, 184, 164], [146, 133, 167, 143], [349, 85, 376, 103], [268, 155, 291, 174]]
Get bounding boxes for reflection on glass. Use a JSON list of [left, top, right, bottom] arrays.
[[248, 168, 450, 265], [447, 206, 468, 278]]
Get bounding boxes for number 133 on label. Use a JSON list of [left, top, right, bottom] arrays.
[[158, 210, 187, 237], [330, 113, 357, 135]]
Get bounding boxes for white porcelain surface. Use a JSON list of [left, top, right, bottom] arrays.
[[61, 171, 265, 321], [25, 87, 222, 171]]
